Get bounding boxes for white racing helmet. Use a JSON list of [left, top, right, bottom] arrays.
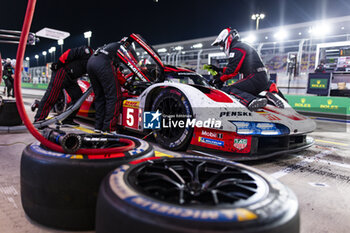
[[6, 58, 11, 64], [211, 28, 240, 56], [11, 59, 16, 68]]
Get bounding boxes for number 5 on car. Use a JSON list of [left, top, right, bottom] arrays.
[[122, 100, 140, 129]]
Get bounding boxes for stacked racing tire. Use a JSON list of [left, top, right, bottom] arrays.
[[20, 134, 154, 230], [0, 97, 22, 126], [96, 156, 300, 233]]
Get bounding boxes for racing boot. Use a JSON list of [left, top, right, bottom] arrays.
[[61, 119, 80, 127], [31, 100, 40, 112], [94, 129, 102, 133], [266, 92, 284, 108], [247, 98, 267, 112]]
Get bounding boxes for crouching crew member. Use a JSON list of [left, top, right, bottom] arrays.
[[34, 46, 93, 125], [210, 28, 280, 111]]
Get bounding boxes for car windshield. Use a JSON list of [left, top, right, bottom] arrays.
[[166, 72, 210, 87]]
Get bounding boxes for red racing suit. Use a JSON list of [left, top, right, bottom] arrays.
[[219, 41, 269, 107], [34, 46, 93, 122]]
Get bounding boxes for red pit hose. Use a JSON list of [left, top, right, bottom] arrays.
[[14, 0, 135, 154]]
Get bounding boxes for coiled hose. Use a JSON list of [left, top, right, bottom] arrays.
[[14, 0, 135, 154]]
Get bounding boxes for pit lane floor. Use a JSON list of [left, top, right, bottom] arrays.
[[0, 96, 349, 233]]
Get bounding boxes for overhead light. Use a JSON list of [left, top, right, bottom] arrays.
[[251, 13, 265, 20], [242, 34, 256, 44], [42, 51, 47, 56], [325, 49, 339, 52], [58, 39, 64, 45], [309, 23, 332, 37], [157, 48, 167, 53], [298, 32, 302, 36], [49, 47, 56, 53], [192, 43, 203, 49], [174, 46, 183, 51], [25, 57, 30, 61], [84, 31, 92, 38], [265, 36, 269, 40], [341, 26, 345, 30], [274, 29, 288, 41], [35, 55, 39, 59]]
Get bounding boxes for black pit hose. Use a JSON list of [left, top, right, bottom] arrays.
[[0, 87, 92, 133]]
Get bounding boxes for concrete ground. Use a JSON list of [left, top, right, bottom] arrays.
[[0, 94, 349, 233]]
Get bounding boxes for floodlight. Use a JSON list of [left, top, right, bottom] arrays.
[[157, 48, 167, 53], [274, 29, 288, 41], [84, 31, 92, 39]]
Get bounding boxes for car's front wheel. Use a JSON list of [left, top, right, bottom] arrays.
[[151, 88, 193, 151]]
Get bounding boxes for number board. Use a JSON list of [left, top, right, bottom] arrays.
[[122, 100, 140, 130]]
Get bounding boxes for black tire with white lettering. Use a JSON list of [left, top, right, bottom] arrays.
[[0, 99, 22, 126], [20, 135, 154, 231], [96, 156, 299, 233], [53, 90, 67, 114], [151, 88, 193, 151]]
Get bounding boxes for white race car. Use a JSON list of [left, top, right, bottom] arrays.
[[74, 34, 316, 160]]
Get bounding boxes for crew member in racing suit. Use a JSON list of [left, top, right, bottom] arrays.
[[209, 28, 283, 111], [2, 59, 14, 98], [87, 40, 128, 133], [33, 46, 93, 125]]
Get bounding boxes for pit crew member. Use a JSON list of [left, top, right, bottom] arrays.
[[33, 46, 93, 126], [2, 58, 14, 97], [87, 40, 128, 133], [210, 28, 283, 111]]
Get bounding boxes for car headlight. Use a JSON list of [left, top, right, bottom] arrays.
[[230, 121, 290, 136]]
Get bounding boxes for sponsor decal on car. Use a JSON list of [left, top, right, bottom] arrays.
[[220, 111, 252, 117], [233, 139, 248, 150], [257, 111, 281, 121], [86, 94, 94, 102], [123, 100, 140, 108], [198, 137, 224, 147], [191, 128, 252, 154], [201, 130, 223, 139]]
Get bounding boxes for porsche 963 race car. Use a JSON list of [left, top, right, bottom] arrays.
[[58, 34, 316, 160]]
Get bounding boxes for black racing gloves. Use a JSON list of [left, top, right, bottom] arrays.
[[209, 75, 224, 89], [50, 61, 64, 71]]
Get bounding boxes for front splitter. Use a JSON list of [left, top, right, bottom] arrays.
[[187, 136, 315, 161]]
